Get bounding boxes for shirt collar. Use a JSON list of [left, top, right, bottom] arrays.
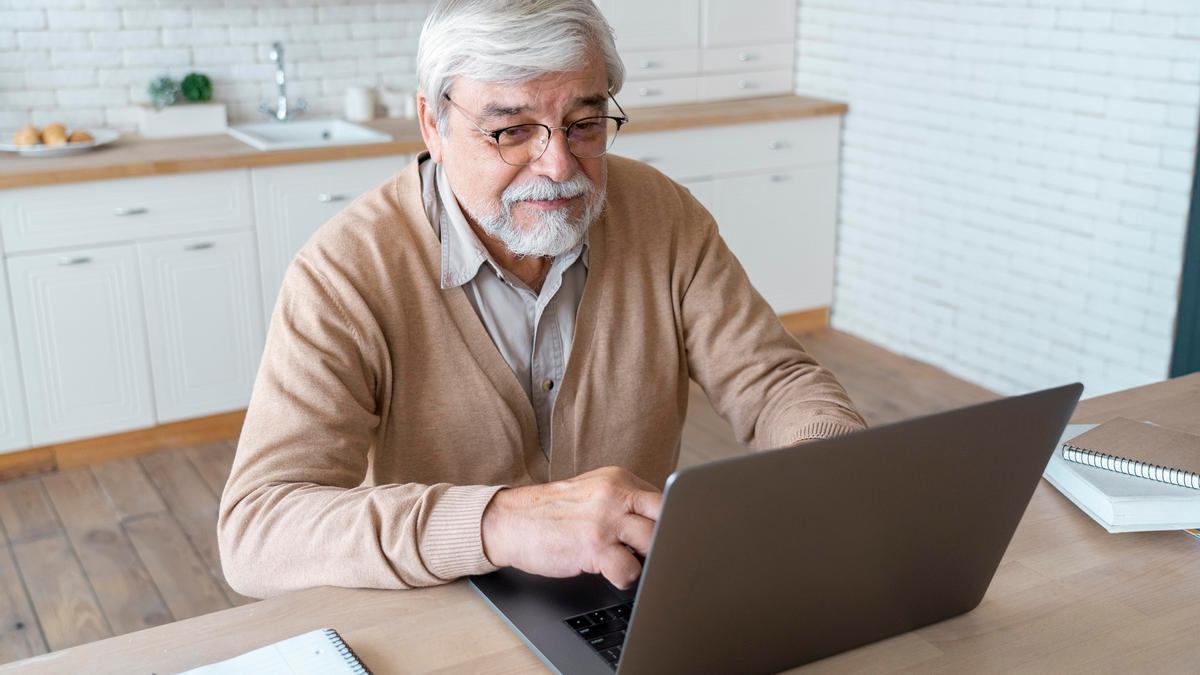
[[431, 160, 589, 290]]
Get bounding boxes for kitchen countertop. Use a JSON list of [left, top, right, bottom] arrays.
[[0, 95, 846, 190]]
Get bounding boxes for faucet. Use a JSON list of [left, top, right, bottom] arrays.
[[259, 41, 307, 122]]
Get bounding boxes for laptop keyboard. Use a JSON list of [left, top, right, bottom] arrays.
[[564, 602, 633, 670]]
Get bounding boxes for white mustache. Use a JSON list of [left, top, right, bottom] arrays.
[[502, 174, 594, 207]]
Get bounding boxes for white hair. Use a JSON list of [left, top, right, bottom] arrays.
[[417, 0, 625, 134]]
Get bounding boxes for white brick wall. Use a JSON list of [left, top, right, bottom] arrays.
[[0, 0, 434, 130], [795, 0, 1200, 397]]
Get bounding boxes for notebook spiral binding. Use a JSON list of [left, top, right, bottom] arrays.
[[1063, 443, 1200, 490], [322, 628, 372, 675]]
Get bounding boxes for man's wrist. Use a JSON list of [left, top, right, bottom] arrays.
[[481, 487, 512, 568]]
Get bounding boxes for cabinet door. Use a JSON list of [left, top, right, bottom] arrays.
[[8, 244, 155, 445], [138, 232, 264, 423], [701, 0, 796, 47], [0, 258, 30, 454], [597, 0, 700, 50], [252, 155, 409, 323], [713, 166, 837, 314]]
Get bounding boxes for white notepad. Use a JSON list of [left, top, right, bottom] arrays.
[[182, 628, 369, 675], [1044, 424, 1200, 533]]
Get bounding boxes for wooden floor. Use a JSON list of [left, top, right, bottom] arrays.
[[0, 328, 995, 665]]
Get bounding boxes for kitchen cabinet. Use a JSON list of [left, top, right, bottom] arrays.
[[8, 244, 155, 445], [251, 155, 410, 322], [0, 256, 29, 453], [601, 0, 796, 107], [617, 115, 841, 315], [138, 231, 264, 424]]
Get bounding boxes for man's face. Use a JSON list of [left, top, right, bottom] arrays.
[[420, 57, 611, 258]]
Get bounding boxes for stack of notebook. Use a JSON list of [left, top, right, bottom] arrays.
[[1043, 417, 1200, 533]]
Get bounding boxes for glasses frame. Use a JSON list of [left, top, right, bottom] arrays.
[[442, 91, 630, 166]]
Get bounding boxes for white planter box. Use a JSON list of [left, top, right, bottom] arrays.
[[138, 103, 228, 139]]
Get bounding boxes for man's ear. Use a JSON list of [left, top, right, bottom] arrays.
[[416, 91, 444, 163]]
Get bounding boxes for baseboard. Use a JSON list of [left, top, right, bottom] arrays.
[[0, 411, 246, 481], [779, 306, 830, 334]]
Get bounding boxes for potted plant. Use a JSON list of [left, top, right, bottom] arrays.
[[138, 72, 228, 139]]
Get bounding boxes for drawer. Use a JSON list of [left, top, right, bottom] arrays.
[[0, 169, 253, 254], [622, 76, 700, 109], [622, 48, 701, 81], [699, 69, 794, 102], [701, 43, 794, 74], [614, 115, 841, 181]]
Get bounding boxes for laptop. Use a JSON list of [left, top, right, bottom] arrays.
[[471, 383, 1083, 674]]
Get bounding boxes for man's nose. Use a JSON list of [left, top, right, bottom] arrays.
[[530, 128, 578, 183]]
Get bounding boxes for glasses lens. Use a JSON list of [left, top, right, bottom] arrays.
[[567, 117, 620, 159], [496, 124, 549, 165]]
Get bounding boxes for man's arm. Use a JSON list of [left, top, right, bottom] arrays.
[[678, 187, 867, 449], [217, 256, 504, 598], [218, 255, 662, 596]]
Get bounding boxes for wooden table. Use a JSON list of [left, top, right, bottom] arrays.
[[5, 375, 1199, 674]]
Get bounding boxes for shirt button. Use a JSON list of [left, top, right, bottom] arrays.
[[542, 379, 554, 392]]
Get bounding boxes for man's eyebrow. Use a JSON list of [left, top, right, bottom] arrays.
[[479, 102, 529, 119], [477, 93, 609, 120], [572, 93, 608, 109]]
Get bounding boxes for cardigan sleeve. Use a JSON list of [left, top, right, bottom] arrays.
[[677, 186, 868, 450], [217, 255, 503, 598]]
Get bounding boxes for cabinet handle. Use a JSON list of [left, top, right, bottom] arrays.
[[769, 140, 788, 150], [184, 242, 215, 251], [113, 206, 147, 216], [317, 193, 348, 203], [639, 59, 658, 69], [737, 52, 754, 62], [769, 174, 790, 183], [638, 87, 661, 96], [57, 256, 92, 266], [737, 80, 755, 90]]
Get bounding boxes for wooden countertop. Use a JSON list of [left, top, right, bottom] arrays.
[[7, 373, 1200, 674], [0, 95, 846, 190]]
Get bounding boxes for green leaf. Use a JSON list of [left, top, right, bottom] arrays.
[[180, 73, 213, 103]]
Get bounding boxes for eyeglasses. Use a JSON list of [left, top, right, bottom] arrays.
[[442, 91, 629, 166]]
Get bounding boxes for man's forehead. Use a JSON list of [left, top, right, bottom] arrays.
[[477, 93, 608, 119], [452, 68, 609, 117]]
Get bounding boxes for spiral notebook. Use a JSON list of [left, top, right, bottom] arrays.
[[182, 628, 370, 675], [1062, 418, 1200, 490]]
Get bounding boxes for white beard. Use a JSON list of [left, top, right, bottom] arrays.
[[462, 171, 605, 258]]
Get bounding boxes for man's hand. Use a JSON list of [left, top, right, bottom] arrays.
[[481, 466, 663, 589]]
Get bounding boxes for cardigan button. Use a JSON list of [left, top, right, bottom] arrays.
[[542, 379, 554, 392]]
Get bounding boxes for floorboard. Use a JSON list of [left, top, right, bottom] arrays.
[[41, 470, 173, 636], [0, 480, 61, 544], [9, 534, 110, 651], [0, 544, 45, 662], [123, 513, 232, 622]]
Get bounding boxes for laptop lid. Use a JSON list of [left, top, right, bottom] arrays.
[[615, 383, 1082, 674]]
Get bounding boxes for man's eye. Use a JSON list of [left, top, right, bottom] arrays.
[[499, 126, 534, 142]]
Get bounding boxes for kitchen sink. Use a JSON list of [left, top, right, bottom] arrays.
[[227, 118, 393, 151]]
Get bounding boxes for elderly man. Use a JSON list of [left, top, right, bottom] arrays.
[[218, 0, 866, 598]]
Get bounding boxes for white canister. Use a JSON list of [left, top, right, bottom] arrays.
[[344, 86, 375, 122]]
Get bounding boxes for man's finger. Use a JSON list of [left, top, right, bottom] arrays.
[[594, 543, 643, 590], [617, 513, 656, 556], [626, 488, 663, 522]]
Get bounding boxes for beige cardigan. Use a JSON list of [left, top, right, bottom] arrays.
[[218, 155, 867, 598]]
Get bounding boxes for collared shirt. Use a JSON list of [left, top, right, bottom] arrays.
[[419, 157, 589, 456]]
